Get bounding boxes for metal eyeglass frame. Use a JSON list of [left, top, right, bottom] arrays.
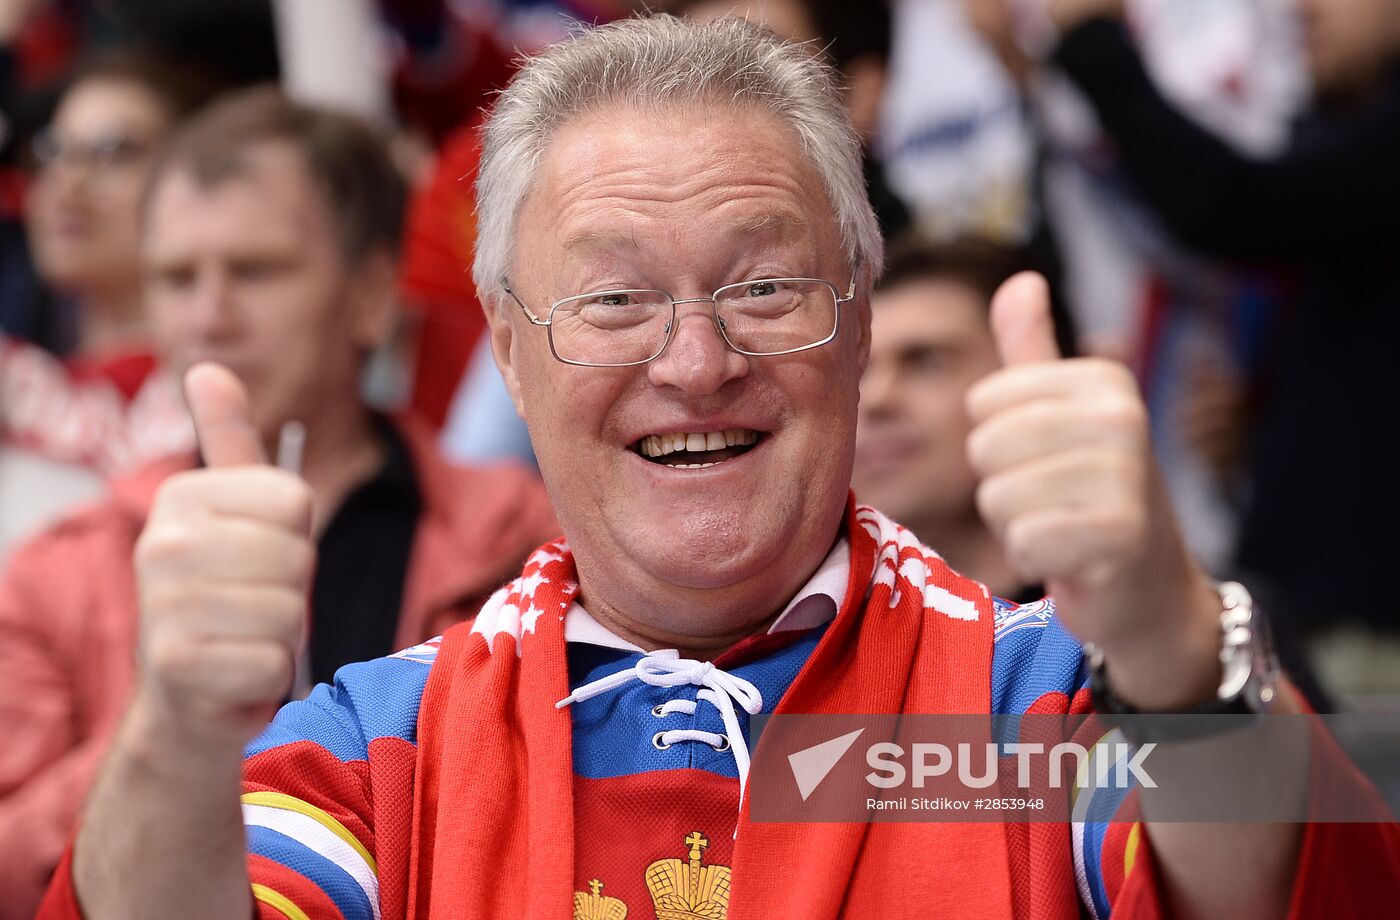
[[500, 272, 858, 368], [30, 128, 153, 172]]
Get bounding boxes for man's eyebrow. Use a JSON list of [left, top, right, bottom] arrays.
[[734, 212, 807, 237], [559, 228, 643, 254]]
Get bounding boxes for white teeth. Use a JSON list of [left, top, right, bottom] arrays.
[[637, 428, 761, 458], [725, 430, 753, 447]]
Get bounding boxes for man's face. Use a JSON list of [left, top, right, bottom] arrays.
[[853, 278, 1001, 532], [27, 78, 169, 297], [495, 103, 868, 626], [1298, 0, 1400, 94], [143, 142, 387, 443]]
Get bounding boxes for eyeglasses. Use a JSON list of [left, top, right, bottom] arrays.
[[502, 273, 857, 367], [31, 129, 153, 174]]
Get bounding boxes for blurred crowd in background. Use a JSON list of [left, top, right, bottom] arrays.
[[1, 0, 1397, 740], [2, 0, 1399, 912]]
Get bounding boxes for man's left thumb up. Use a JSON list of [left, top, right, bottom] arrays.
[[990, 271, 1061, 366]]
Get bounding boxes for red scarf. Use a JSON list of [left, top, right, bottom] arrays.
[[408, 500, 1017, 918]]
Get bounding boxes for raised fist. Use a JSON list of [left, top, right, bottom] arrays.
[[132, 363, 314, 747], [967, 273, 1218, 709]]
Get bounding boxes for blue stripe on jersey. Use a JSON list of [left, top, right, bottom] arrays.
[[568, 628, 826, 780], [247, 825, 374, 920], [1079, 820, 1113, 919], [991, 599, 1088, 715], [247, 652, 436, 761], [1077, 749, 1138, 920]]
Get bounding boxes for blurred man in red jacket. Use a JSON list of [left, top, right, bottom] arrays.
[[0, 88, 558, 918]]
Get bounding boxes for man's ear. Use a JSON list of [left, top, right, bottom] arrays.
[[483, 289, 527, 416], [854, 276, 874, 377], [348, 250, 400, 351]]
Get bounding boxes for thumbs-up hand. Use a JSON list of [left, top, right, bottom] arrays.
[[966, 274, 1221, 711], [132, 363, 314, 749]]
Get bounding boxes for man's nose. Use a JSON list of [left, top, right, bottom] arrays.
[[187, 272, 239, 338], [646, 303, 749, 395]]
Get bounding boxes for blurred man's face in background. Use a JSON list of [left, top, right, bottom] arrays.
[[1298, 0, 1400, 95], [143, 141, 390, 442], [854, 277, 1000, 532], [26, 78, 170, 298]]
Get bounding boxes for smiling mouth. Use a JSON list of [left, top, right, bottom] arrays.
[[633, 429, 763, 469]]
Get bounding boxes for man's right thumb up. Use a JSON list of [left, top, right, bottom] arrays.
[[185, 362, 268, 468]]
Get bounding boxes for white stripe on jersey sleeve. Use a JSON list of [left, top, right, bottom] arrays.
[[243, 802, 381, 920]]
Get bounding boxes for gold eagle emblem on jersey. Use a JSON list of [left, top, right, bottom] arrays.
[[574, 879, 628, 920], [644, 831, 732, 919]]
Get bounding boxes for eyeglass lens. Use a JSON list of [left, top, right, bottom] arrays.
[[31, 130, 152, 172], [548, 279, 838, 365]]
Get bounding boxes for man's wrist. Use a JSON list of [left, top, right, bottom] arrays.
[[121, 691, 249, 783], [1089, 574, 1223, 712]]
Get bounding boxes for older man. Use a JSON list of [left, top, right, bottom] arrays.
[[46, 15, 1395, 920]]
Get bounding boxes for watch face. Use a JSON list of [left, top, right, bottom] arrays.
[[1205, 581, 1280, 714], [1219, 647, 1254, 700], [1219, 611, 1256, 701]]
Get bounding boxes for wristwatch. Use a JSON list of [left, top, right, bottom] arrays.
[[1086, 581, 1282, 744]]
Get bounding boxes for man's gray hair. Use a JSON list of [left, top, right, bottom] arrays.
[[472, 14, 884, 304]]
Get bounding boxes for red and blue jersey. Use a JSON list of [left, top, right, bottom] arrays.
[[236, 539, 1138, 920], [35, 510, 1400, 920]]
